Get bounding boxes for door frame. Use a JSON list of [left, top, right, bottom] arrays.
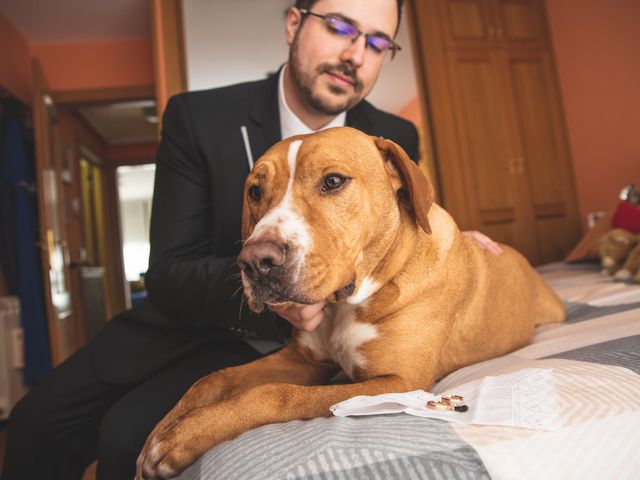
[[32, 58, 157, 362]]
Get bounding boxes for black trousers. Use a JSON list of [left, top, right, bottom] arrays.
[[1, 336, 262, 480]]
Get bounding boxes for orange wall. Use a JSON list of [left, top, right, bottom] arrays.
[[1, 16, 153, 99], [397, 96, 435, 181], [545, 0, 640, 229], [0, 13, 31, 104], [31, 39, 154, 91], [397, 96, 424, 133]]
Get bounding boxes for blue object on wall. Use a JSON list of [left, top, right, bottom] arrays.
[[1, 109, 52, 384]]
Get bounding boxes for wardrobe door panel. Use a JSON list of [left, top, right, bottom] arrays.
[[510, 57, 563, 204], [442, 0, 495, 46], [506, 53, 580, 262], [447, 52, 518, 235], [494, 0, 546, 46], [410, 0, 580, 264]]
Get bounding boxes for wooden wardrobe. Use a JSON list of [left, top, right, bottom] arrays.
[[411, 0, 581, 265]]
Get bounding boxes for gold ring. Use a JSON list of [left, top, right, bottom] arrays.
[[427, 400, 451, 411], [442, 394, 464, 405]]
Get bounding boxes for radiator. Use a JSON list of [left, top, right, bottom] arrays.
[[0, 296, 28, 420]]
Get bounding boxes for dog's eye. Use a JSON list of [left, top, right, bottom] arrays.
[[322, 174, 347, 193], [248, 185, 262, 202]]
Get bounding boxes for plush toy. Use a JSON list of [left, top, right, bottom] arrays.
[[598, 228, 638, 275], [613, 185, 640, 233], [613, 241, 640, 283]]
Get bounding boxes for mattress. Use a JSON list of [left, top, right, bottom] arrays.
[[179, 262, 640, 480]]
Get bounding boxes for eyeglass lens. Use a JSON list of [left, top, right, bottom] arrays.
[[324, 16, 393, 53]]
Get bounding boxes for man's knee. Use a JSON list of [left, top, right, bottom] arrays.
[[98, 416, 144, 462], [8, 388, 53, 437], [97, 405, 151, 479], [2, 389, 90, 480]]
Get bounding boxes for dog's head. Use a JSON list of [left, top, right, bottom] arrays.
[[238, 126, 433, 312]]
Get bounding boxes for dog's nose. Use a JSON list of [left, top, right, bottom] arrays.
[[238, 241, 287, 278]]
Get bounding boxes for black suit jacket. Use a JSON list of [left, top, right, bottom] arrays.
[[91, 72, 419, 384]]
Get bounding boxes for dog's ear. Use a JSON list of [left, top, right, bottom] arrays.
[[374, 137, 434, 234]]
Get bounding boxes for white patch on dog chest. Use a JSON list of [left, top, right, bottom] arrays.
[[298, 305, 378, 379]]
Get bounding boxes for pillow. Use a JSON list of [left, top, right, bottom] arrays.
[[564, 210, 613, 263], [612, 201, 640, 233]]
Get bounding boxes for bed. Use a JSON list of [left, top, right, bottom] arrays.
[[178, 262, 640, 479]]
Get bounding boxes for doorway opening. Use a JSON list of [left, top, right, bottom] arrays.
[[116, 163, 155, 307], [37, 82, 158, 360]]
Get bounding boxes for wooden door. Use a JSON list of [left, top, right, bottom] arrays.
[[440, 0, 496, 47], [491, 0, 547, 47], [31, 60, 80, 364], [444, 49, 539, 257], [79, 154, 114, 320], [500, 49, 581, 263], [410, 0, 580, 264]]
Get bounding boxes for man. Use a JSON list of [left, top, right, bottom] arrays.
[[2, 1, 497, 478]]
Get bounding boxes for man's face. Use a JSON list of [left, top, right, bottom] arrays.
[[286, 0, 398, 115]]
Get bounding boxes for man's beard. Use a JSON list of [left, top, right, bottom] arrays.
[[289, 37, 364, 116]]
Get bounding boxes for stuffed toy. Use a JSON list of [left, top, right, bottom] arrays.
[[612, 201, 640, 234], [613, 241, 640, 283], [598, 228, 638, 275], [613, 184, 640, 233]]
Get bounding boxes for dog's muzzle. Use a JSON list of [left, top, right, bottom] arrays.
[[238, 237, 356, 310], [238, 239, 299, 311], [238, 240, 287, 279]]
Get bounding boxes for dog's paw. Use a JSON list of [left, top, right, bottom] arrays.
[[135, 420, 202, 480], [135, 408, 222, 480]]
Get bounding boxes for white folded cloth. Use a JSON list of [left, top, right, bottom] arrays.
[[330, 368, 562, 431]]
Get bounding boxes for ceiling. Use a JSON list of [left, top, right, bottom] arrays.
[[0, 0, 150, 43], [0, 0, 155, 145], [76, 101, 158, 146]]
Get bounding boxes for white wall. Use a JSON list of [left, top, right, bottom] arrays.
[[182, 0, 419, 114], [118, 199, 152, 281], [117, 165, 155, 280]]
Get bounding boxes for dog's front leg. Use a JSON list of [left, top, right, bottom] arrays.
[[136, 373, 413, 479], [136, 345, 334, 479], [142, 345, 332, 442]]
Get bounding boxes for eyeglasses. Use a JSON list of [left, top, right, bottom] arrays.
[[299, 9, 402, 60]]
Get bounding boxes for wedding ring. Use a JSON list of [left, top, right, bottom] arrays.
[[442, 394, 464, 406], [427, 400, 451, 411]]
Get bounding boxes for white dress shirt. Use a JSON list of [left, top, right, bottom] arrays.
[[278, 64, 346, 139]]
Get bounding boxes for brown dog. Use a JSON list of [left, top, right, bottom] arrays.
[[136, 127, 565, 479]]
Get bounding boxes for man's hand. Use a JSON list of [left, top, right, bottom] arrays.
[[272, 302, 326, 332], [463, 230, 503, 255]]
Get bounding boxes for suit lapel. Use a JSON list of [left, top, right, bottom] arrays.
[[346, 101, 375, 135], [246, 72, 281, 161]]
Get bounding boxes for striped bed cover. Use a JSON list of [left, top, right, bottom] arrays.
[[180, 263, 640, 480]]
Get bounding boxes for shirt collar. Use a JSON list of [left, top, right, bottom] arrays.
[[278, 64, 346, 140]]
